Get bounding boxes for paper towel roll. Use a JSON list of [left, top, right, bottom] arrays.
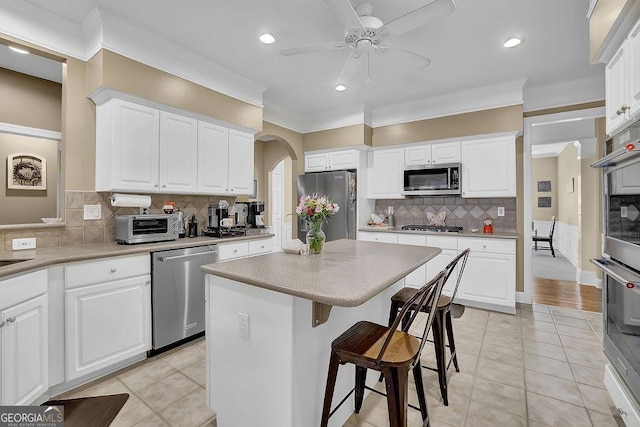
[[110, 193, 152, 208]]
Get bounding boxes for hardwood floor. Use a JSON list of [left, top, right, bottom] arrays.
[[532, 277, 602, 313]]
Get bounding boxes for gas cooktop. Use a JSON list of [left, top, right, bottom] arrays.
[[401, 225, 463, 233]]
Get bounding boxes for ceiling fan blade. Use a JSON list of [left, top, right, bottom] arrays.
[[280, 42, 347, 56], [323, 0, 364, 32], [383, 0, 456, 37], [378, 44, 431, 69], [337, 52, 364, 83]]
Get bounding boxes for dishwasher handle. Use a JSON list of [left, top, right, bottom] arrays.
[[157, 249, 218, 262]]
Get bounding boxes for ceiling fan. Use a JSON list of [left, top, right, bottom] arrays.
[[280, 0, 456, 86]]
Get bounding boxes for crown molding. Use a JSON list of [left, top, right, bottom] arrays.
[[0, 121, 62, 140], [0, 0, 85, 58], [523, 75, 604, 112]]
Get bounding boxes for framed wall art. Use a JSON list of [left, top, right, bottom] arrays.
[[7, 153, 47, 190], [537, 180, 551, 192], [538, 197, 552, 208]]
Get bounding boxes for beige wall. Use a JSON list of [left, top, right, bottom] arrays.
[[557, 144, 581, 226], [303, 124, 372, 152], [0, 67, 61, 131], [372, 105, 523, 147], [531, 157, 559, 221], [589, 0, 630, 62], [0, 134, 58, 224], [580, 155, 600, 272], [87, 50, 262, 131]]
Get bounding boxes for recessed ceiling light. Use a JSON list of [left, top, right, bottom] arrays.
[[335, 84, 346, 92], [9, 46, 29, 54], [503, 38, 522, 48], [259, 33, 276, 45]]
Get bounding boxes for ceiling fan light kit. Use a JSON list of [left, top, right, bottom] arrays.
[[279, 0, 455, 87]]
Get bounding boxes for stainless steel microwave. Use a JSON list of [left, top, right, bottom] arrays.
[[115, 214, 179, 244], [403, 163, 461, 196]]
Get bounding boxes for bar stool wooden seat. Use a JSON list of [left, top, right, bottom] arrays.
[[320, 270, 447, 427], [386, 249, 470, 406]]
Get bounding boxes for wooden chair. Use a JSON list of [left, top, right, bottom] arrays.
[[320, 270, 447, 427], [533, 217, 556, 257], [385, 249, 471, 406]]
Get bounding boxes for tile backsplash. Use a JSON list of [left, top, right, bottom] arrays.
[[1, 191, 235, 252], [374, 197, 517, 232]]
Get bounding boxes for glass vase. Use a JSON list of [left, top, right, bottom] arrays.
[[306, 221, 326, 254]]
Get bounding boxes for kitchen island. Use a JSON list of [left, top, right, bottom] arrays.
[[202, 239, 441, 427]]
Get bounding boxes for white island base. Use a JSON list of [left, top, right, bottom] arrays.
[[206, 275, 404, 427]]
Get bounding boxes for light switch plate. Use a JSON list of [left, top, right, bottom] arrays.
[[84, 204, 102, 220], [498, 207, 505, 217], [12, 238, 36, 250]]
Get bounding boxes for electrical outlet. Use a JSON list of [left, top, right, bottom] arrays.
[[497, 207, 505, 217], [621, 206, 628, 218], [238, 312, 250, 340], [84, 204, 102, 220], [12, 238, 36, 250]]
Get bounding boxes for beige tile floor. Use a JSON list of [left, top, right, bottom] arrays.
[[57, 304, 622, 427]]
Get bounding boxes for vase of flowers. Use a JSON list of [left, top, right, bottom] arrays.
[[296, 194, 339, 254]]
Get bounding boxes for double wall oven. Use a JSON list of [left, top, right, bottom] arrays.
[[592, 122, 640, 421]]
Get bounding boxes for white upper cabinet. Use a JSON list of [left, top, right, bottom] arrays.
[[228, 130, 255, 195], [367, 149, 405, 199], [404, 142, 460, 167], [96, 98, 255, 196], [159, 111, 198, 193], [198, 122, 229, 194], [97, 98, 160, 192], [606, 20, 640, 135], [305, 149, 358, 172], [461, 136, 516, 198]]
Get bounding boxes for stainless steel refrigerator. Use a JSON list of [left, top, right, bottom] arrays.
[[297, 171, 357, 242]]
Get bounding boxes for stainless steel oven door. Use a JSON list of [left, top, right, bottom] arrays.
[[596, 259, 640, 402]]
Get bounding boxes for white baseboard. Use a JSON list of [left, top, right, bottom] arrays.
[[516, 291, 531, 304], [578, 269, 603, 288]]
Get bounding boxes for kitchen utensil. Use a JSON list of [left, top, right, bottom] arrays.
[[188, 214, 198, 237]]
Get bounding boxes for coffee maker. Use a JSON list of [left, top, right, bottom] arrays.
[[203, 204, 246, 238], [247, 201, 265, 228]]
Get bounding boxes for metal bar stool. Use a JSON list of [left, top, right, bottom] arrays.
[[320, 270, 448, 427], [385, 248, 470, 406]]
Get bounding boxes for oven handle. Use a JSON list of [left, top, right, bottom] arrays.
[[590, 258, 640, 286], [158, 249, 218, 262]]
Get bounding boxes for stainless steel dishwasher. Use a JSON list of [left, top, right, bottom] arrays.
[[151, 245, 218, 353]]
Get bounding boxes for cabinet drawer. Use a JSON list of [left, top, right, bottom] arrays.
[[426, 236, 458, 250], [0, 269, 47, 311], [218, 242, 249, 261], [358, 231, 398, 244], [605, 364, 640, 427], [458, 237, 514, 254], [397, 234, 427, 246], [64, 254, 150, 289], [248, 239, 273, 256]]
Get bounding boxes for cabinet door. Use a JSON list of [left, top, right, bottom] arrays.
[[398, 234, 427, 288], [329, 149, 358, 170], [432, 142, 461, 164], [305, 153, 329, 172], [1, 294, 48, 405], [198, 122, 229, 194], [405, 145, 432, 166], [111, 99, 160, 192], [425, 248, 459, 296], [607, 43, 628, 135], [367, 149, 405, 199], [159, 112, 198, 193], [228, 130, 255, 195], [628, 22, 640, 118], [358, 231, 398, 243], [612, 162, 640, 194], [65, 276, 151, 381], [456, 252, 515, 312], [461, 137, 516, 198]]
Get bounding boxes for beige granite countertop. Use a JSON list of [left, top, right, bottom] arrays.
[[202, 239, 441, 307], [358, 226, 519, 239], [0, 234, 274, 278]]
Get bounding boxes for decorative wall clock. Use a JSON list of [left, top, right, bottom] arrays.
[[7, 153, 47, 190]]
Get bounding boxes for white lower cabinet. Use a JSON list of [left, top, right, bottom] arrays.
[[218, 238, 274, 262], [358, 231, 516, 313], [64, 255, 151, 381], [0, 270, 48, 405], [456, 237, 516, 314]]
